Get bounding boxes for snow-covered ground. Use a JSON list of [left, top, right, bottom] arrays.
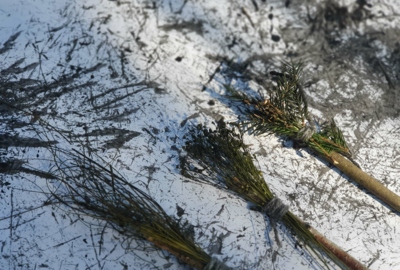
[[1, 0, 400, 269]]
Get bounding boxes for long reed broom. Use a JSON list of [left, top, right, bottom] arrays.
[[181, 121, 367, 270], [47, 147, 231, 270], [223, 62, 400, 213]]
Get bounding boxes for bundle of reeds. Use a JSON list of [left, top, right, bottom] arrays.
[[181, 121, 367, 270], [223, 62, 400, 213], [47, 148, 231, 270]]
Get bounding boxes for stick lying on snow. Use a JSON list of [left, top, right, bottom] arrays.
[[181, 122, 367, 270]]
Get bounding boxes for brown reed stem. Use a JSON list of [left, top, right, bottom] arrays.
[[306, 225, 368, 270], [147, 237, 207, 270], [325, 151, 400, 212]]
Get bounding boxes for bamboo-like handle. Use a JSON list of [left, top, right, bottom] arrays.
[[329, 151, 400, 212], [306, 225, 369, 270], [290, 214, 368, 269]]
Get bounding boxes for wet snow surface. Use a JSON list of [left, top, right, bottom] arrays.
[[1, 0, 400, 269]]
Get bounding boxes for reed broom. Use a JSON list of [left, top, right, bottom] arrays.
[[181, 122, 368, 270], [223, 61, 400, 213], [47, 147, 232, 270]]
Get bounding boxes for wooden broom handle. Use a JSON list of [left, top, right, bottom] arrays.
[[327, 151, 400, 212]]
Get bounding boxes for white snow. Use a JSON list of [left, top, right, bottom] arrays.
[[1, 0, 400, 269]]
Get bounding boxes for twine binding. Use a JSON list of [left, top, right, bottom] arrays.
[[296, 124, 316, 142], [262, 197, 289, 222]]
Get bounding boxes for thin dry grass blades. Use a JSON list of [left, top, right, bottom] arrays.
[[181, 122, 367, 270], [47, 148, 231, 270], [224, 62, 400, 213]]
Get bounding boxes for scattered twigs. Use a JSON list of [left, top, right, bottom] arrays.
[[224, 61, 400, 212], [181, 122, 367, 270], [47, 147, 231, 270]]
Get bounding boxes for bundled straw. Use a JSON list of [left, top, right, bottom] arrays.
[[181, 121, 367, 270], [223, 62, 400, 213], [47, 148, 231, 270]]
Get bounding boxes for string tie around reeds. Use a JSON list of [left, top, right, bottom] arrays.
[[224, 61, 400, 213], [46, 147, 232, 270], [262, 197, 289, 222], [181, 122, 368, 270], [295, 124, 317, 143]]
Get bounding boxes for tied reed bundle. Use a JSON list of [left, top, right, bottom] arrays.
[[181, 122, 367, 270], [224, 62, 400, 213], [48, 148, 231, 270]]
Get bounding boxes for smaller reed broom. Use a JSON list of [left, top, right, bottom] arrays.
[[181, 121, 368, 270], [47, 147, 232, 270]]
